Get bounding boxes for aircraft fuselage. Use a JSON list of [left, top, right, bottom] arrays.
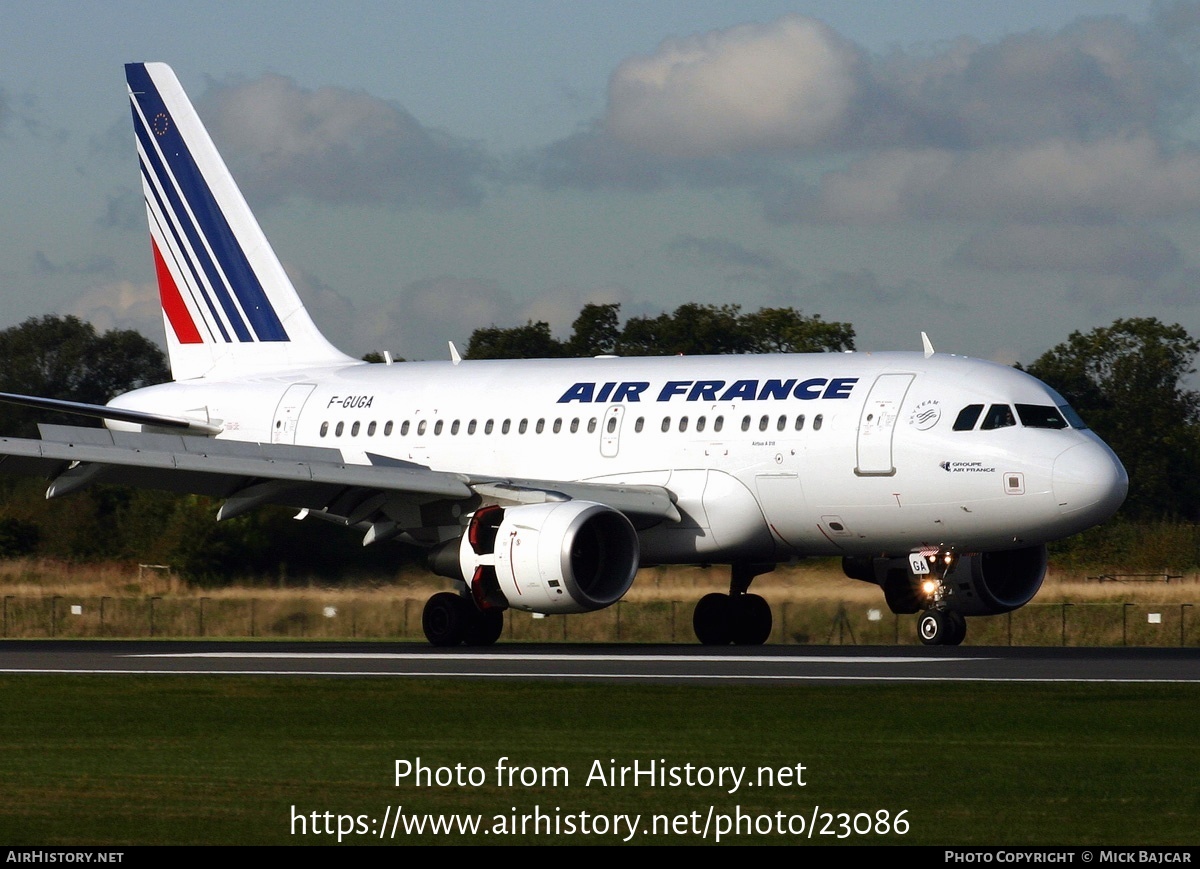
[[109, 350, 1127, 564]]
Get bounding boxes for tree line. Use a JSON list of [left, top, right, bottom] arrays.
[[463, 302, 856, 359], [1, 308, 1198, 578]]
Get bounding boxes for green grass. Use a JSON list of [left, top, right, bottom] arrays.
[[0, 676, 1197, 845]]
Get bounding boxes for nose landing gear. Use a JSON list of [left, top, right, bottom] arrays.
[[912, 549, 967, 646], [917, 608, 966, 646]]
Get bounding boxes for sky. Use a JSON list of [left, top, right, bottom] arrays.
[[2, 0, 1197, 366]]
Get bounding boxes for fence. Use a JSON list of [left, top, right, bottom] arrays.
[[2, 595, 1197, 645]]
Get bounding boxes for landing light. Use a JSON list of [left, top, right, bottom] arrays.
[[921, 579, 939, 597]]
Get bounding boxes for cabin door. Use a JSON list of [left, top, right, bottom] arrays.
[[271, 383, 316, 444], [855, 373, 914, 476]]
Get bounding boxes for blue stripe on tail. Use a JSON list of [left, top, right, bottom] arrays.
[[126, 63, 288, 343]]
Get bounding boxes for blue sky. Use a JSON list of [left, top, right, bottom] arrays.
[[5, 0, 1196, 365]]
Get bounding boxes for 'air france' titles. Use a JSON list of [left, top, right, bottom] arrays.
[[557, 378, 859, 404]]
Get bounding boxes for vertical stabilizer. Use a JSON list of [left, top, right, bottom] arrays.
[[126, 62, 355, 380]]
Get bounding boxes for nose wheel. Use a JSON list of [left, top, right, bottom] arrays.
[[918, 609, 966, 646]]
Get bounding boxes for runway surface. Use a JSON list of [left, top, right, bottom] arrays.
[[0, 641, 1197, 683]]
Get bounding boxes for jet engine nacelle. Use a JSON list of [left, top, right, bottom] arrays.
[[844, 544, 1047, 616], [939, 545, 1048, 615], [451, 500, 640, 615]]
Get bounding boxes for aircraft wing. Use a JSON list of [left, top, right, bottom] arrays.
[[0, 424, 677, 542]]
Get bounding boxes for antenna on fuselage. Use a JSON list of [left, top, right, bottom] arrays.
[[449, 341, 462, 366], [921, 332, 935, 358]]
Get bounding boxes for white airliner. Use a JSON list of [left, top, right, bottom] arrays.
[[0, 63, 1128, 647]]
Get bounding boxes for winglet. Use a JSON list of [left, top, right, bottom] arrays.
[[921, 332, 935, 358], [449, 341, 462, 365]]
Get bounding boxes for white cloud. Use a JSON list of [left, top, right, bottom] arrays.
[[798, 136, 1200, 224], [200, 74, 489, 208], [606, 16, 862, 157], [68, 280, 164, 344]]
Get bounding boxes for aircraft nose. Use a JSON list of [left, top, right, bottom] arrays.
[[1052, 439, 1128, 523]]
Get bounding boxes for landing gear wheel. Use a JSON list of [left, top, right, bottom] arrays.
[[919, 610, 953, 646], [731, 593, 772, 645], [464, 608, 504, 646], [944, 611, 967, 646], [693, 593, 732, 645], [423, 592, 469, 646]]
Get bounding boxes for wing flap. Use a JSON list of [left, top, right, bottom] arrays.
[[0, 425, 679, 538], [1, 425, 472, 502]]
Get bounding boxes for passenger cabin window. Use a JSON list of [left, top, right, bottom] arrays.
[[980, 404, 1016, 430], [384, 421, 393, 436], [1015, 404, 1068, 429], [953, 405, 984, 431]]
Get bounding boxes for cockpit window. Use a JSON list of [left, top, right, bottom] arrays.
[[1058, 404, 1088, 430], [980, 404, 1016, 430], [953, 405, 984, 431], [1015, 404, 1068, 429]]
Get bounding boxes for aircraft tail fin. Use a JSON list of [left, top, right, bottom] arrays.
[[125, 62, 355, 381]]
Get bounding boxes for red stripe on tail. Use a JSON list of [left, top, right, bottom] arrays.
[[152, 238, 203, 344]]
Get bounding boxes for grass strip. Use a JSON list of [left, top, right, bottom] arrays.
[[0, 676, 1196, 845]]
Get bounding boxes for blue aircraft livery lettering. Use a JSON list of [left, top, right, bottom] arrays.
[[556, 377, 859, 404]]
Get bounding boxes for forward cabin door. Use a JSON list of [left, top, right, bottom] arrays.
[[855, 374, 914, 476]]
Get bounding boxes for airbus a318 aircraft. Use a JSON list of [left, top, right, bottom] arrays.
[[0, 63, 1128, 647]]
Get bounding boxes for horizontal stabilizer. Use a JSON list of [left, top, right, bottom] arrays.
[[0, 391, 223, 435]]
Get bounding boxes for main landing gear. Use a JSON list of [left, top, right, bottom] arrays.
[[422, 592, 504, 647], [692, 563, 774, 645]]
